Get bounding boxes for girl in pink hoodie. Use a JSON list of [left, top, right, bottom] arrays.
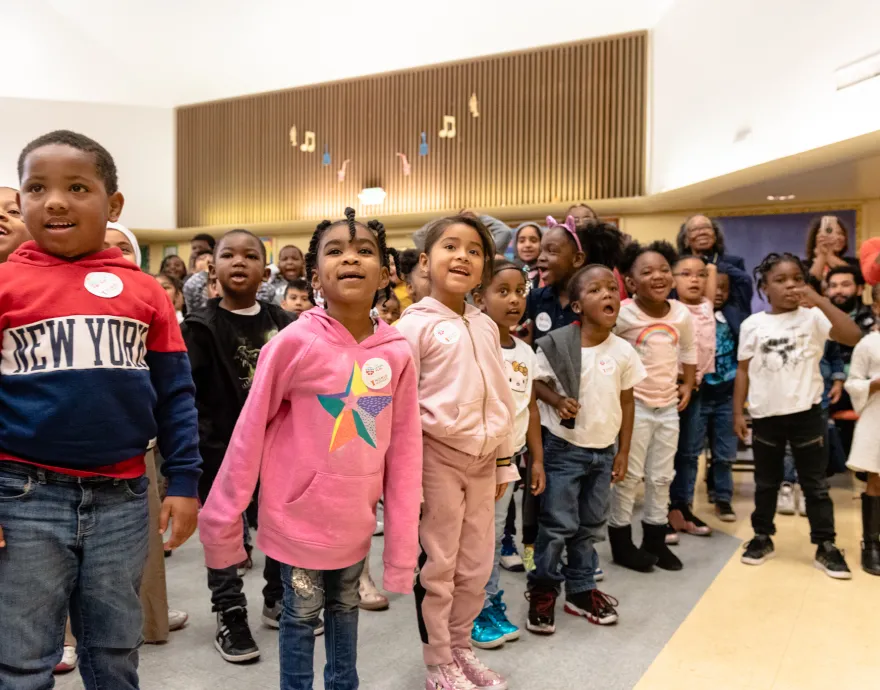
[[199, 209, 423, 690], [397, 216, 516, 690]]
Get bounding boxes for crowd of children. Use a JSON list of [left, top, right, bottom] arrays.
[[1, 130, 879, 690]]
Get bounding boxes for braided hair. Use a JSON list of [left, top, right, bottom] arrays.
[[304, 207, 395, 308], [753, 252, 805, 300]]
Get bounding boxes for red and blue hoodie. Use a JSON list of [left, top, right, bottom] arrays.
[[0, 241, 202, 497]]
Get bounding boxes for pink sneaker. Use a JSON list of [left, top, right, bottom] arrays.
[[425, 663, 478, 690], [452, 648, 508, 690]]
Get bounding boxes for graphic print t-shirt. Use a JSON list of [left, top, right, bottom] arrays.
[[738, 307, 832, 418], [216, 305, 283, 396], [501, 337, 537, 451]]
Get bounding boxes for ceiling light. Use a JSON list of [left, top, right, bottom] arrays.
[[766, 194, 795, 201], [358, 187, 386, 206]]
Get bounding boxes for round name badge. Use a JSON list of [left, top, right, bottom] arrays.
[[598, 357, 616, 376], [535, 312, 552, 332], [433, 322, 461, 345], [361, 357, 392, 390], [84, 272, 123, 299]]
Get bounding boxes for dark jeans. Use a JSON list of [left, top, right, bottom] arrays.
[[503, 449, 538, 545], [751, 406, 836, 544], [279, 561, 364, 690], [670, 387, 703, 505], [695, 390, 736, 503], [528, 433, 613, 594], [0, 462, 149, 690]]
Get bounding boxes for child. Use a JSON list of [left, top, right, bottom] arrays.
[[104, 221, 142, 267], [377, 290, 402, 325], [182, 228, 294, 663], [156, 273, 186, 323], [184, 249, 218, 313], [471, 260, 546, 650], [388, 252, 413, 311], [0, 186, 30, 262], [199, 208, 422, 689], [278, 244, 305, 281], [668, 255, 717, 537], [735, 253, 861, 578], [160, 253, 188, 282], [514, 222, 542, 288], [609, 241, 697, 572], [845, 282, 880, 575], [0, 130, 201, 688], [397, 215, 516, 690], [397, 247, 431, 311], [695, 267, 749, 521], [281, 278, 314, 316], [528, 264, 645, 634]]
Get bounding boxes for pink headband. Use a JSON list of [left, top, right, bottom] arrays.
[[546, 215, 583, 253]]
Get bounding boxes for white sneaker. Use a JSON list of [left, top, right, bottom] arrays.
[[373, 521, 384, 536], [168, 608, 188, 631], [777, 483, 796, 515], [53, 645, 78, 674], [797, 486, 807, 517]]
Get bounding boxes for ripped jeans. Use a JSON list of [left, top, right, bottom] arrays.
[[279, 560, 364, 690], [750, 405, 836, 544]]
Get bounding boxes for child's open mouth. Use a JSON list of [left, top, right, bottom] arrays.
[[339, 272, 364, 281], [449, 267, 470, 277], [45, 222, 75, 231], [603, 305, 615, 314]]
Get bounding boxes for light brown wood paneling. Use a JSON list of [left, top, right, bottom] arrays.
[[177, 33, 646, 227]]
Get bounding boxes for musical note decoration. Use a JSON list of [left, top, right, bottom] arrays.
[[322, 145, 331, 166], [419, 132, 429, 157], [300, 131, 316, 153], [469, 93, 480, 118], [338, 159, 350, 183], [289, 126, 298, 147], [396, 152, 411, 176], [439, 115, 456, 139]]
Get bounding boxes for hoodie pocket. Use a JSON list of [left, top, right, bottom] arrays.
[[281, 471, 382, 547], [445, 399, 484, 437]]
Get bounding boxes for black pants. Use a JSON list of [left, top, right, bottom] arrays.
[[503, 450, 539, 545], [751, 405, 836, 544]]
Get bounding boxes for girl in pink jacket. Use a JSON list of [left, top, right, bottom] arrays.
[[397, 215, 516, 690], [199, 209, 423, 690]]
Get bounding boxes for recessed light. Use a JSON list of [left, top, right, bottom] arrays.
[[767, 194, 796, 201], [358, 187, 386, 206]]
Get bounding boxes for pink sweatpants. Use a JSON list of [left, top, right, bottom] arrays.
[[415, 435, 496, 666]]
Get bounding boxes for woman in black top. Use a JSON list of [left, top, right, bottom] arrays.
[[805, 214, 859, 285]]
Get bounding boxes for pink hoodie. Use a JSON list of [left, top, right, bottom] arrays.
[[396, 297, 516, 480], [198, 309, 423, 593]]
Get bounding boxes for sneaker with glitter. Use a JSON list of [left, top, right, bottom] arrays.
[[425, 662, 478, 690], [452, 648, 508, 689]]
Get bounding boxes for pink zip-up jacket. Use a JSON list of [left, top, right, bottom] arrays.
[[396, 297, 517, 482], [198, 309, 423, 593]]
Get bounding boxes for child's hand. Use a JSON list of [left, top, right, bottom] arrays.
[[677, 383, 692, 412], [611, 452, 628, 484], [0, 525, 5, 549], [829, 380, 844, 405], [793, 284, 822, 308], [160, 496, 200, 549], [495, 483, 509, 502], [734, 414, 749, 442], [530, 462, 546, 496], [555, 397, 580, 420]]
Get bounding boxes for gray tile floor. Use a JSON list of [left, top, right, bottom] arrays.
[[56, 518, 740, 690]]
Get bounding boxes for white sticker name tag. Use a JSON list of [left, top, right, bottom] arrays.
[[1, 315, 150, 376]]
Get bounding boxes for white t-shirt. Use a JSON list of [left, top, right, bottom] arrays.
[[738, 307, 832, 419], [501, 338, 538, 452], [536, 333, 646, 448]]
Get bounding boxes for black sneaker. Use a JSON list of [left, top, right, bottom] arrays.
[[814, 541, 852, 580], [564, 589, 619, 625], [715, 501, 736, 523], [525, 585, 557, 635], [741, 535, 775, 566], [215, 606, 260, 663]]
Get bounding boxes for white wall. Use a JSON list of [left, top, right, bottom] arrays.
[[651, 0, 880, 194], [0, 98, 175, 229]]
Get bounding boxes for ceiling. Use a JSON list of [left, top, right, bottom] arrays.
[[8, 0, 673, 108]]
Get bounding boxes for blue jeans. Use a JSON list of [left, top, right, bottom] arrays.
[[528, 434, 613, 594], [279, 560, 364, 690], [484, 482, 513, 606], [670, 387, 704, 505], [675, 389, 736, 504], [0, 461, 149, 690]]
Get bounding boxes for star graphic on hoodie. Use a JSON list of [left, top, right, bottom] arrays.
[[317, 362, 392, 452]]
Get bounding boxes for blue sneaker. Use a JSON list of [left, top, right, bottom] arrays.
[[487, 591, 520, 642], [471, 608, 506, 649], [500, 541, 524, 572], [592, 550, 605, 582]]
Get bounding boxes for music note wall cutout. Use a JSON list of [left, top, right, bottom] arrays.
[[438, 115, 456, 139], [338, 159, 350, 183], [289, 126, 298, 147], [419, 132, 429, 157], [322, 145, 331, 166], [469, 94, 480, 118], [300, 131, 316, 153], [396, 152, 411, 176]]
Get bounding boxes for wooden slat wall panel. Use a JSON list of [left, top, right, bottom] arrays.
[[177, 33, 646, 227]]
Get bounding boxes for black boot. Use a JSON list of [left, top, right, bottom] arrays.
[[641, 522, 683, 571], [861, 493, 880, 576], [608, 524, 657, 572]]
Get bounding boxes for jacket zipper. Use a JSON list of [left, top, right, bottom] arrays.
[[462, 314, 489, 457]]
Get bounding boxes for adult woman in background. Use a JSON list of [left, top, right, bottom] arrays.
[[806, 215, 859, 285]]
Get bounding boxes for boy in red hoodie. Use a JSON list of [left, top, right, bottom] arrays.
[[0, 130, 201, 689]]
